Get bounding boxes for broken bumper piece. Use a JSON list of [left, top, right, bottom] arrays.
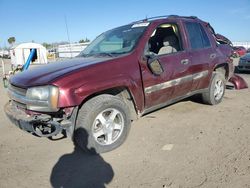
[[4, 101, 71, 137], [228, 74, 248, 90]]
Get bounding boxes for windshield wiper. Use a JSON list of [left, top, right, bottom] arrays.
[[81, 52, 126, 58], [77, 53, 93, 57], [93, 52, 114, 57]]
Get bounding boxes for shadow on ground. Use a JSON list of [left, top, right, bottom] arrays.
[[50, 128, 114, 188]]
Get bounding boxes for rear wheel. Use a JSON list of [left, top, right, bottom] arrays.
[[74, 94, 131, 153], [202, 72, 226, 105]]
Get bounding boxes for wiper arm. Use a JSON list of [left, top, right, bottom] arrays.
[[94, 52, 114, 57], [77, 53, 93, 57]]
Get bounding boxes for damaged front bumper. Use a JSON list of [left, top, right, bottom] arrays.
[[4, 101, 76, 138]]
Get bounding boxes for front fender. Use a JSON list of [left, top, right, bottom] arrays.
[[57, 75, 144, 112]]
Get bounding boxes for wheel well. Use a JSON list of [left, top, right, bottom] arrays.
[[214, 63, 229, 79], [79, 87, 138, 121]]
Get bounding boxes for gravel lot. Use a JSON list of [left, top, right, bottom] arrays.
[[0, 58, 250, 188]]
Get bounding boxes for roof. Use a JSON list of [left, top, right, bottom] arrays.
[[12, 42, 46, 50]]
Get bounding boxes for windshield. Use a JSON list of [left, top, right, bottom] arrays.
[[79, 23, 149, 57]]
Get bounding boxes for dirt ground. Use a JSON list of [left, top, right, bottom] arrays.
[[0, 58, 250, 188]]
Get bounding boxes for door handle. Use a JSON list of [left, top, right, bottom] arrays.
[[181, 59, 189, 65], [210, 53, 216, 59]]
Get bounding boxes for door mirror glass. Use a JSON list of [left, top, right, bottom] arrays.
[[148, 59, 164, 75]]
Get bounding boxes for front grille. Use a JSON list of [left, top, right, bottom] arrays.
[[239, 65, 250, 70], [8, 84, 27, 96], [8, 84, 27, 108], [246, 66, 250, 69]]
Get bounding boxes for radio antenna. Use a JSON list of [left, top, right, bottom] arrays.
[[64, 15, 72, 58]]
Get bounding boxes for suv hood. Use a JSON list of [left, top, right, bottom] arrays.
[[10, 57, 111, 88]]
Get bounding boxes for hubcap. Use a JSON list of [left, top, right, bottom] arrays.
[[214, 79, 224, 100], [92, 108, 124, 145]]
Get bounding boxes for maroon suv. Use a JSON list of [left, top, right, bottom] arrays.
[[5, 15, 234, 153]]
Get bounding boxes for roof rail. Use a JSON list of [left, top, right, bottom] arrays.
[[132, 15, 170, 24], [169, 15, 198, 19], [132, 15, 198, 24]]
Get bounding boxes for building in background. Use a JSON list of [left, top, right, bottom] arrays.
[[58, 42, 90, 58], [232, 41, 250, 49]]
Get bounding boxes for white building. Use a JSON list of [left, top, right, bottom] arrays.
[[232, 41, 250, 49], [58, 42, 90, 58], [10, 42, 47, 67]]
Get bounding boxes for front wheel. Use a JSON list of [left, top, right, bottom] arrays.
[[74, 94, 131, 153], [202, 72, 226, 105]]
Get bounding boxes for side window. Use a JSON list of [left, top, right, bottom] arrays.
[[185, 22, 211, 49], [199, 24, 211, 48], [145, 23, 183, 55]]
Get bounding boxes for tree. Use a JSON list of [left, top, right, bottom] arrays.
[[42, 42, 52, 49], [79, 38, 90, 43], [7, 37, 16, 45], [84, 37, 90, 42], [79, 39, 85, 43], [85, 37, 90, 42]]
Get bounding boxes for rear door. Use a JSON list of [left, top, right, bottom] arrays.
[[140, 22, 193, 109], [184, 21, 215, 91]]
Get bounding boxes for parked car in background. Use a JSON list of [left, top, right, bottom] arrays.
[[233, 46, 247, 57], [238, 53, 250, 72], [0, 50, 10, 59], [247, 48, 250, 53]]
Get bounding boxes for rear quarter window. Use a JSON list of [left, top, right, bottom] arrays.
[[185, 22, 211, 50], [200, 24, 211, 48]]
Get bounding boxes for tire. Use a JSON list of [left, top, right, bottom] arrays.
[[74, 94, 131, 154], [202, 72, 226, 105]]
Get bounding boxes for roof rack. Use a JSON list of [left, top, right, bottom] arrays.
[[131, 15, 168, 24], [132, 15, 198, 24], [169, 15, 198, 19]]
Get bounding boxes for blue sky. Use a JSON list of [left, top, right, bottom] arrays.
[[0, 0, 249, 47]]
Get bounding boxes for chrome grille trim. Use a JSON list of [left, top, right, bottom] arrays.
[[7, 84, 48, 107], [8, 84, 27, 96]]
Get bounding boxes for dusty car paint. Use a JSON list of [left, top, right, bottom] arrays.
[[5, 15, 235, 142]]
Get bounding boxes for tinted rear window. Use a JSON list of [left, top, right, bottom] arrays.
[[185, 22, 211, 49]]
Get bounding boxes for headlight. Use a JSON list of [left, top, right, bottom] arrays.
[[26, 85, 59, 112]]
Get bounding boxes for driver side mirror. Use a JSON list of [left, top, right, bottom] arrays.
[[147, 56, 164, 76], [144, 42, 164, 76]]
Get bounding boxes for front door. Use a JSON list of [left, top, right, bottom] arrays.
[[140, 22, 193, 109]]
